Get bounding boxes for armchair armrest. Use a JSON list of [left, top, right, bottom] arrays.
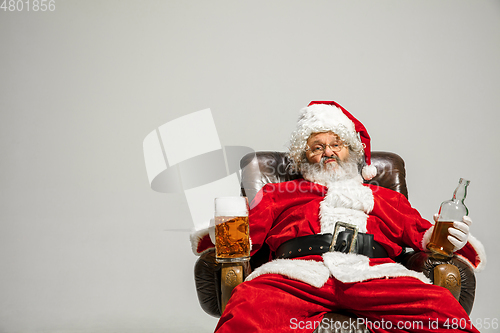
[[399, 251, 476, 316], [194, 249, 251, 317], [220, 262, 251, 312], [194, 249, 222, 317]]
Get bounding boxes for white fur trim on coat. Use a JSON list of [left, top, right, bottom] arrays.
[[189, 227, 212, 256], [320, 207, 369, 234], [245, 258, 331, 288], [245, 253, 431, 288], [322, 252, 430, 284], [456, 233, 487, 272], [319, 177, 374, 233], [421, 226, 434, 251]]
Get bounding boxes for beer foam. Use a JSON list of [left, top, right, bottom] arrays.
[[215, 197, 248, 216]]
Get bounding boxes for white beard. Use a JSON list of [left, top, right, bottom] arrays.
[[300, 156, 360, 187], [300, 156, 374, 233]]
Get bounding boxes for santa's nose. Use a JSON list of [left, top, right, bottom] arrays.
[[323, 146, 335, 156]]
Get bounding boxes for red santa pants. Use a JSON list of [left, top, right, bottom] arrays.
[[214, 274, 479, 333]]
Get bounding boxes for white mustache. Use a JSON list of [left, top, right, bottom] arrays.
[[321, 156, 340, 164]]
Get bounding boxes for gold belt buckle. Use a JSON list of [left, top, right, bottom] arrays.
[[329, 222, 359, 253]]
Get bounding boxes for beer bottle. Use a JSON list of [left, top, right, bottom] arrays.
[[427, 178, 470, 258]]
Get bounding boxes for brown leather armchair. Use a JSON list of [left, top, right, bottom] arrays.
[[194, 151, 476, 332]]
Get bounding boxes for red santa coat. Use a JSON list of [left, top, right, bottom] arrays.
[[244, 177, 485, 287], [193, 177, 485, 288]]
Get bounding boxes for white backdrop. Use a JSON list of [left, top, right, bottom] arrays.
[[1, 1, 499, 332]]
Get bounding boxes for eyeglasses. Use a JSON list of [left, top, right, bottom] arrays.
[[305, 142, 345, 156]]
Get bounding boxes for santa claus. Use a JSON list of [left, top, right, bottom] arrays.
[[192, 101, 486, 333]]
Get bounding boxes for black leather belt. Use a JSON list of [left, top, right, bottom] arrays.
[[275, 222, 388, 259]]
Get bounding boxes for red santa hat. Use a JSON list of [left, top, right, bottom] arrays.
[[288, 100, 377, 180]]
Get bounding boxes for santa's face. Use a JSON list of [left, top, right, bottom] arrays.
[[305, 132, 350, 166]]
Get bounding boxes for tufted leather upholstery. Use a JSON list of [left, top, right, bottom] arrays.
[[194, 151, 476, 328], [240, 151, 408, 205]]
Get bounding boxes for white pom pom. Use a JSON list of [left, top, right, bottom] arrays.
[[362, 164, 377, 180]]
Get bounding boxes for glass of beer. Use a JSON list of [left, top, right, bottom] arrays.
[[214, 197, 250, 263]]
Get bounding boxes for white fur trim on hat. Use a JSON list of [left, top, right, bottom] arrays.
[[362, 164, 377, 181], [299, 104, 356, 134], [288, 104, 364, 168]]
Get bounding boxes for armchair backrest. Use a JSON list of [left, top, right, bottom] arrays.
[[240, 151, 408, 205]]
